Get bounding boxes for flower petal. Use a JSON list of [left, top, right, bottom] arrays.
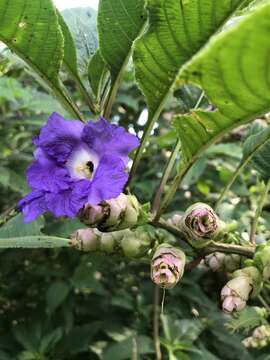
[[87, 154, 128, 205], [18, 190, 47, 223], [27, 148, 72, 192], [35, 112, 84, 163], [82, 117, 139, 165], [45, 180, 90, 217]]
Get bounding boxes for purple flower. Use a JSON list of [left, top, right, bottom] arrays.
[[19, 113, 139, 222]]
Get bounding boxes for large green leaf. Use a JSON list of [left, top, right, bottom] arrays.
[[174, 1, 270, 167], [62, 7, 98, 75], [130, 0, 251, 179], [57, 10, 96, 113], [97, 0, 146, 116], [134, 0, 250, 115], [0, 0, 82, 118], [88, 49, 110, 105]]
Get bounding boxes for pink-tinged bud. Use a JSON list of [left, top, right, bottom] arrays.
[[78, 193, 140, 231], [151, 244, 185, 289], [242, 325, 270, 349], [180, 203, 222, 247], [221, 266, 262, 314], [167, 214, 182, 228], [70, 228, 100, 252], [205, 252, 242, 273], [78, 203, 107, 226], [103, 193, 128, 228], [205, 253, 225, 272], [221, 276, 252, 314]]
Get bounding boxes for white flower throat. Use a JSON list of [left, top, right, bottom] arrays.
[[66, 147, 99, 180]]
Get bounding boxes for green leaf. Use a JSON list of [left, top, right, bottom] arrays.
[[103, 335, 154, 360], [133, 0, 252, 113], [130, 0, 251, 179], [225, 306, 268, 333], [243, 125, 270, 180], [46, 281, 70, 314], [88, 49, 110, 104], [58, 322, 102, 354], [0, 214, 71, 249], [0, 214, 43, 238], [62, 7, 98, 75], [98, 0, 146, 116], [0, 0, 82, 119], [39, 328, 62, 353], [0, 166, 28, 194], [57, 10, 96, 113], [174, 1, 270, 166]]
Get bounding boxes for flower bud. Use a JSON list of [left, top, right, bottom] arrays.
[[205, 252, 225, 272], [242, 325, 270, 349], [221, 266, 262, 314], [180, 203, 221, 247], [151, 244, 185, 289], [167, 214, 182, 228], [221, 277, 250, 314], [70, 228, 100, 252], [79, 193, 140, 231], [120, 228, 153, 258], [205, 252, 242, 273]]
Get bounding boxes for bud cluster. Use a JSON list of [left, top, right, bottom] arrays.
[[221, 266, 262, 314], [242, 325, 270, 349], [79, 193, 140, 232], [151, 244, 185, 289], [205, 252, 243, 273], [70, 227, 153, 258], [253, 242, 270, 281]]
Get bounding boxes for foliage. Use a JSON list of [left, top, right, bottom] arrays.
[[0, 0, 270, 359]]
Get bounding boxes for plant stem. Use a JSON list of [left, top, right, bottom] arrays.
[[55, 82, 86, 122], [152, 139, 181, 217], [73, 75, 97, 115], [154, 91, 205, 217], [128, 108, 162, 186], [153, 218, 255, 258], [258, 294, 270, 313], [153, 285, 162, 360], [250, 179, 270, 245], [102, 54, 130, 119], [155, 164, 192, 218], [131, 337, 138, 360]]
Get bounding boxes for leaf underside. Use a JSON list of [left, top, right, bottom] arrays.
[[98, 0, 146, 81], [133, 0, 252, 116], [174, 1, 270, 165], [0, 0, 63, 88]]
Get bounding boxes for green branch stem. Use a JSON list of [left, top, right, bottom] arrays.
[[250, 179, 270, 245], [71, 74, 97, 115], [102, 53, 131, 119], [153, 218, 255, 258], [153, 92, 205, 217]]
